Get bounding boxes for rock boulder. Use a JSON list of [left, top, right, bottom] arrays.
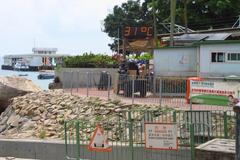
[[0, 76, 41, 112]]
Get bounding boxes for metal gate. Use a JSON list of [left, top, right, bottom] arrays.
[[64, 110, 235, 160]]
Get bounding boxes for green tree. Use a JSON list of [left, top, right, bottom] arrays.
[[185, 0, 240, 30], [103, 0, 151, 52], [103, 0, 240, 51]]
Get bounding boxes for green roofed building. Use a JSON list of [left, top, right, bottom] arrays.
[[154, 29, 240, 78]]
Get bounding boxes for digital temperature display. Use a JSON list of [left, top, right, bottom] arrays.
[[123, 26, 153, 39]]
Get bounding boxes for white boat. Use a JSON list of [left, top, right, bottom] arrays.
[[13, 62, 29, 71]]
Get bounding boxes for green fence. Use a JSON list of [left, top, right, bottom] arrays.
[[64, 109, 235, 160]]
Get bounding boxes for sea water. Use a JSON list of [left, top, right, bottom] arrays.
[[0, 68, 53, 90]]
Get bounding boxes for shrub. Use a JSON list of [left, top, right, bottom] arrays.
[[63, 53, 118, 68], [39, 129, 46, 139]]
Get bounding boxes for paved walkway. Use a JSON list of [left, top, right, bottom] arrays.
[[66, 88, 232, 111]]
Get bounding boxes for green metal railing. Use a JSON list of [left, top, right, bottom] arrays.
[[64, 109, 235, 160]]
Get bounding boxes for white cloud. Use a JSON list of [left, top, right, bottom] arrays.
[[0, 0, 127, 55]]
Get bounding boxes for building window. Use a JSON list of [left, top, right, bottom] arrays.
[[211, 52, 225, 62], [227, 53, 240, 61]]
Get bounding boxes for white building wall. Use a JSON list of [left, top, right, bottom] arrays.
[[29, 57, 42, 66], [3, 58, 12, 66], [154, 47, 197, 77], [199, 43, 240, 77]]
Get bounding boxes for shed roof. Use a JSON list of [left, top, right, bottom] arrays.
[[155, 40, 240, 50], [175, 33, 231, 41]]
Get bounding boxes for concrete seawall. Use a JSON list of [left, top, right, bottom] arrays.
[[55, 68, 118, 88], [0, 138, 190, 160], [0, 139, 66, 160]]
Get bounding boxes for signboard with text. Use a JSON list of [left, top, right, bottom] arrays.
[[190, 80, 240, 98], [189, 80, 240, 106], [145, 123, 178, 150]]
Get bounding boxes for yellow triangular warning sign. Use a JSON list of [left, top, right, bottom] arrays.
[[88, 124, 112, 152]]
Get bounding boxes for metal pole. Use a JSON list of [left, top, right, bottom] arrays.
[[107, 73, 111, 100], [70, 71, 73, 95], [86, 72, 89, 97], [159, 78, 162, 107], [234, 105, 240, 160], [223, 111, 228, 139], [153, 75, 156, 95], [190, 123, 195, 160], [190, 99, 192, 111], [170, 0, 176, 46], [128, 111, 134, 160], [64, 121, 68, 158], [173, 111, 177, 122], [233, 104, 240, 160], [184, 0, 188, 34], [132, 79, 135, 105], [196, 47, 200, 76], [75, 121, 80, 159], [152, 0, 157, 47], [118, 27, 120, 54], [77, 71, 79, 93]]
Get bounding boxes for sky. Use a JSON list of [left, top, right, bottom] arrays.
[[0, 0, 128, 57]]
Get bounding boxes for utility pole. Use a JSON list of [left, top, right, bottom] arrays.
[[123, 38, 126, 59], [152, 0, 157, 47], [170, 0, 176, 46], [117, 27, 120, 54], [184, 0, 188, 33]]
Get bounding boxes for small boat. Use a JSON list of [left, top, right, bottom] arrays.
[[18, 74, 28, 77], [37, 73, 55, 80]]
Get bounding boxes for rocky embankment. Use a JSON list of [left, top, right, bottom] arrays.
[[0, 76, 41, 112], [0, 90, 165, 139]]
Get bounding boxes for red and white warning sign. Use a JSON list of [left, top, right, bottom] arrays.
[[88, 124, 112, 152], [145, 123, 178, 150]]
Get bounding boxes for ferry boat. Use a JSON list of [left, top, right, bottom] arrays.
[[2, 48, 67, 71]]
